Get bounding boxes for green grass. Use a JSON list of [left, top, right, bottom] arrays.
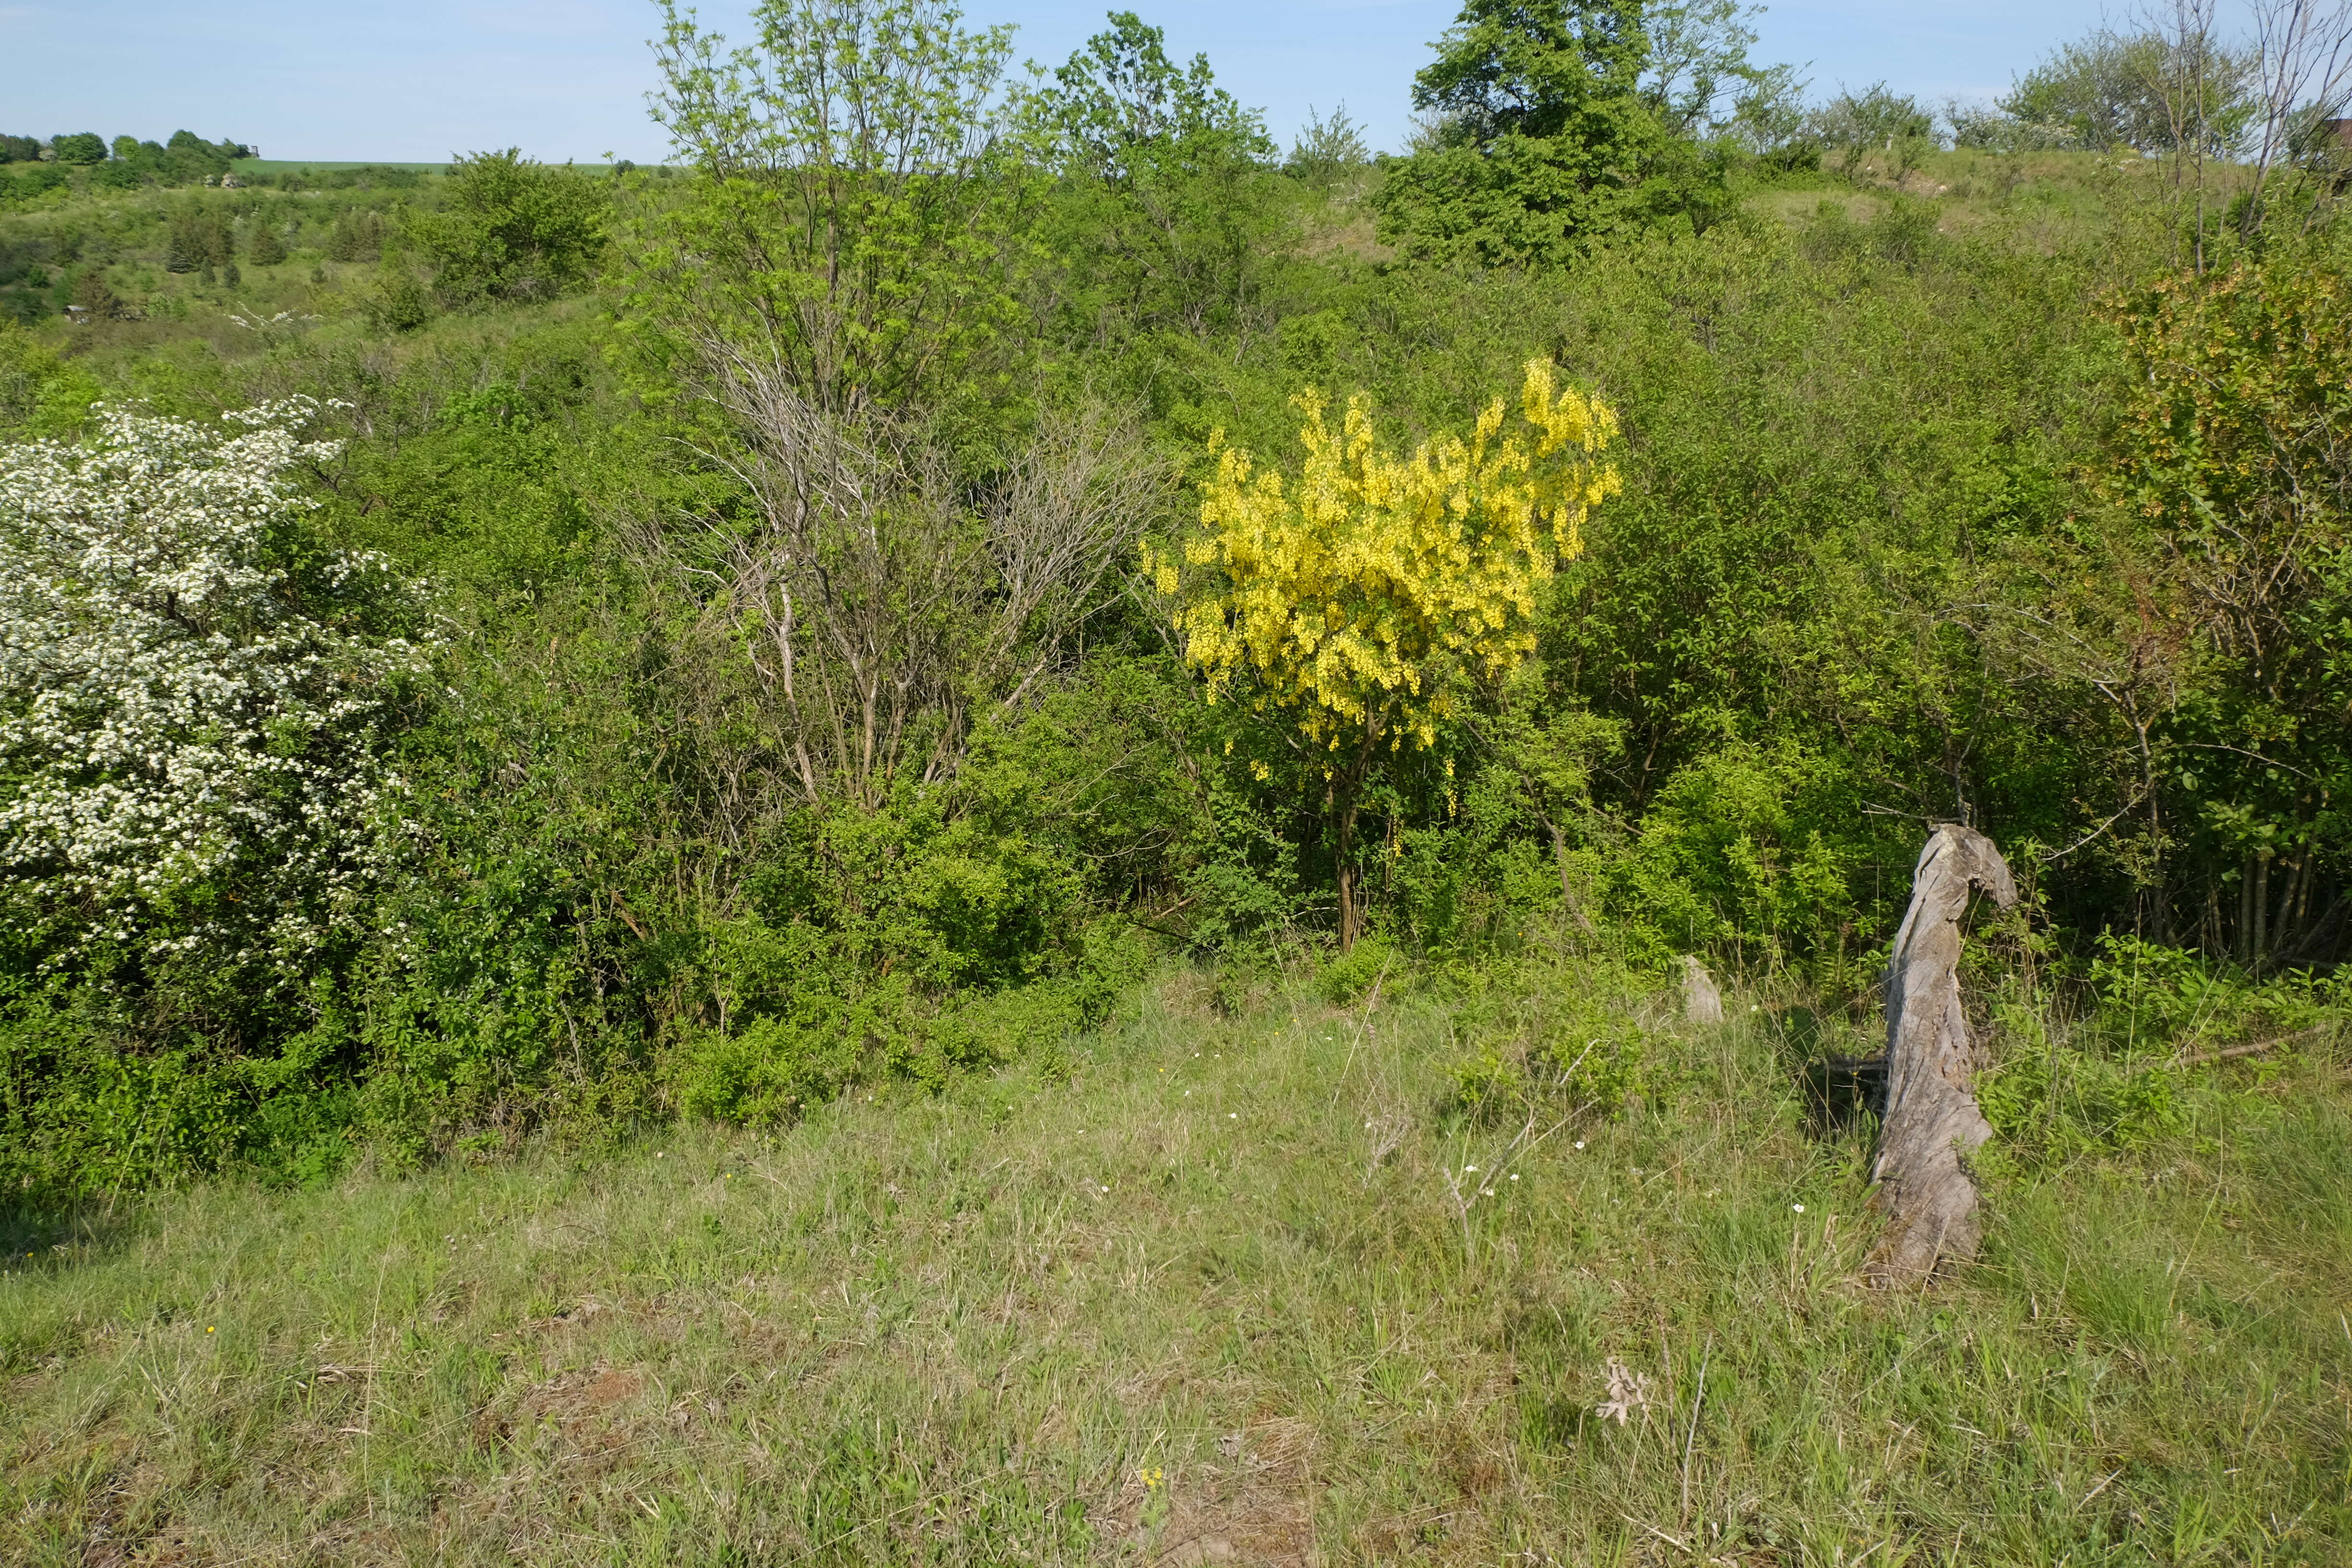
[[3, 961, 2347, 1564]]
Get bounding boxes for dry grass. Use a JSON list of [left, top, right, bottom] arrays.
[[3, 960, 2348, 1564]]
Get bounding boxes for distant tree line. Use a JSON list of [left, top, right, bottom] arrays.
[[0, 129, 256, 189]]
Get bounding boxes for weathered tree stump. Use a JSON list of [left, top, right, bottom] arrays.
[[1868, 824, 2017, 1285], [1678, 956, 1724, 1025]]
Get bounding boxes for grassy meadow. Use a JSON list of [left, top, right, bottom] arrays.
[[5, 957, 2346, 1565]]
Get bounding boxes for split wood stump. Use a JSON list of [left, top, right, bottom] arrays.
[[1868, 824, 2017, 1285], [1678, 956, 1724, 1025]]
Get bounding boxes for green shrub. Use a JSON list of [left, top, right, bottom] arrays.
[[1319, 935, 1399, 1006]]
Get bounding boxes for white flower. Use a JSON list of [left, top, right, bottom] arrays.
[[1791, 1203, 1805, 1213], [0, 400, 431, 983]]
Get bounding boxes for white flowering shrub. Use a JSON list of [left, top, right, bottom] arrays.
[[0, 398, 429, 985]]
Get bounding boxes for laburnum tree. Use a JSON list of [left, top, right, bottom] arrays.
[[1149, 360, 1623, 948]]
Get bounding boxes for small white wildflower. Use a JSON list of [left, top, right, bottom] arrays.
[[1791, 1203, 1805, 1213], [1573, 1140, 1585, 1150]]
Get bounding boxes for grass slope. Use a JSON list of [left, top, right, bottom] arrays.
[[3, 963, 2348, 1565]]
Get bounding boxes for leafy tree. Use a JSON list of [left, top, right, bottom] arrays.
[[1286, 102, 1373, 185], [2000, 29, 2254, 156], [622, 0, 1026, 416], [166, 206, 231, 273], [1149, 360, 1624, 948], [68, 270, 125, 319], [1029, 11, 1291, 345], [324, 209, 384, 262], [166, 129, 252, 161], [0, 135, 39, 163], [1640, 0, 1772, 136], [1372, 0, 1740, 266], [0, 320, 101, 436], [367, 271, 434, 332], [109, 135, 139, 162], [1723, 64, 1815, 167], [407, 149, 606, 305], [2086, 252, 2352, 958], [1809, 82, 1937, 178], [247, 220, 288, 267], [50, 133, 105, 166]]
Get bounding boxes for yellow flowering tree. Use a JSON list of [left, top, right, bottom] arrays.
[[1148, 358, 1623, 948]]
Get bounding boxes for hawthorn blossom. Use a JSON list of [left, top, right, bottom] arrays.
[[0, 398, 429, 980]]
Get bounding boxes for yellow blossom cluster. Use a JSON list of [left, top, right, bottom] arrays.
[[1146, 359, 1621, 757]]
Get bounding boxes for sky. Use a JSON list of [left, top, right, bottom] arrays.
[[3, 0, 2131, 165]]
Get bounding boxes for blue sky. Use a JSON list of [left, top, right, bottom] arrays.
[[6, 0, 2125, 163]]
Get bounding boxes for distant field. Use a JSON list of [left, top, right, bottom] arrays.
[[237, 160, 446, 174]]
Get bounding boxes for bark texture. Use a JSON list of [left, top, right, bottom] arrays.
[[1868, 825, 2017, 1285], [1678, 956, 1724, 1025]]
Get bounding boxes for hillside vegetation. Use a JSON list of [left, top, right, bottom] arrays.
[[3, 0, 2352, 1559]]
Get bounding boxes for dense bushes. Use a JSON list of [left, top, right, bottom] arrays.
[[3, 0, 2350, 1205]]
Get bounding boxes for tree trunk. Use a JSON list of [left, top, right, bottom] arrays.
[[1868, 824, 2018, 1286], [1548, 821, 1595, 934], [1336, 795, 1360, 953], [1332, 718, 1384, 954]]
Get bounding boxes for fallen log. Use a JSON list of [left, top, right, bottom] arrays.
[[2170, 1022, 2339, 1070], [1868, 824, 2017, 1286]]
